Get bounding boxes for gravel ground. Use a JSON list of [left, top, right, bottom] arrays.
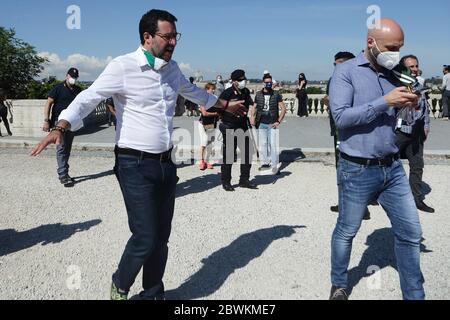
[[0, 148, 449, 300]]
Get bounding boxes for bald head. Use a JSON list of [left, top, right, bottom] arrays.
[[368, 18, 404, 42], [366, 18, 405, 69]]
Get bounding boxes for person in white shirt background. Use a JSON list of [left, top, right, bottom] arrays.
[[441, 65, 450, 120], [31, 9, 245, 300]]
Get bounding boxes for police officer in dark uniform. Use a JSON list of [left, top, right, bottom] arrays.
[[219, 69, 257, 191], [43, 67, 82, 186]]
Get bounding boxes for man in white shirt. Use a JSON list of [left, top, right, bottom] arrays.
[[31, 9, 245, 300], [441, 65, 450, 120]]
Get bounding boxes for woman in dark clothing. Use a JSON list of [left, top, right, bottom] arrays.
[[296, 73, 309, 117], [0, 90, 13, 136]]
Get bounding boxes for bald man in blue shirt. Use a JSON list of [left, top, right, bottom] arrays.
[[328, 18, 425, 300]]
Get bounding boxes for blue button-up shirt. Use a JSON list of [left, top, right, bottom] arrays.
[[329, 51, 400, 158]]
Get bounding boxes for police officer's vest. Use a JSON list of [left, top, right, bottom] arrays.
[[255, 90, 281, 124]]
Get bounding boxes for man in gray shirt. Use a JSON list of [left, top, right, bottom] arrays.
[[396, 55, 434, 213], [214, 75, 225, 97], [329, 18, 425, 300]]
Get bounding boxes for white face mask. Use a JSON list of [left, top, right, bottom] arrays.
[[371, 40, 401, 70], [238, 80, 247, 89], [68, 77, 76, 85]]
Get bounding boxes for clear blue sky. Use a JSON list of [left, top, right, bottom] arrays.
[[1, 0, 449, 81]]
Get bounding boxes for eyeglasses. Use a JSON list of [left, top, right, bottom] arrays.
[[155, 32, 181, 42]]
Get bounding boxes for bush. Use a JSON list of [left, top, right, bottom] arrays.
[[305, 87, 324, 94]]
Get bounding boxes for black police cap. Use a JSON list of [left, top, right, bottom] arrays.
[[231, 69, 246, 81], [67, 67, 79, 79]]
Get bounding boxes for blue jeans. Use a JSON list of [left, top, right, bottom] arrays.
[[331, 158, 425, 300], [56, 131, 74, 178], [112, 153, 178, 294], [258, 123, 279, 168]]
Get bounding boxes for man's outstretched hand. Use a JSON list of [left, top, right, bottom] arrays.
[[219, 99, 247, 117], [30, 131, 62, 157]]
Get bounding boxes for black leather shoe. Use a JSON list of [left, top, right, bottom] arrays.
[[416, 201, 435, 213], [329, 286, 348, 300], [59, 175, 75, 187], [330, 205, 339, 213], [238, 181, 258, 189], [222, 183, 235, 192]]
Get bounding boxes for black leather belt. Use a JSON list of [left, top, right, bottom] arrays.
[[341, 152, 399, 167], [115, 146, 172, 162]]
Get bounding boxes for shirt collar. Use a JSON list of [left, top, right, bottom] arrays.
[[357, 50, 393, 78], [356, 50, 371, 67], [136, 46, 149, 68]]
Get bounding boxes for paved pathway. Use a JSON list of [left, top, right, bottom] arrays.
[[0, 148, 449, 300]]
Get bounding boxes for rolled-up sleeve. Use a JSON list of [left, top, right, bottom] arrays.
[[330, 65, 389, 129], [178, 72, 218, 110], [59, 59, 125, 131]]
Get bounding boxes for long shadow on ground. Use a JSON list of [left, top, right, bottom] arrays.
[[72, 170, 115, 185], [347, 227, 432, 295], [0, 219, 102, 257], [166, 225, 306, 300]]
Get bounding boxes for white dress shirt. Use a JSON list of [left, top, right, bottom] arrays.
[[59, 47, 218, 153], [442, 73, 450, 91]]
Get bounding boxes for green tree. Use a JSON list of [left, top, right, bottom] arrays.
[[305, 87, 324, 94], [0, 27, 47, 98], [27, 78, 61, 99]]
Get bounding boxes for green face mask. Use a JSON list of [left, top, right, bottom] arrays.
[[142, 49, 156, 69]]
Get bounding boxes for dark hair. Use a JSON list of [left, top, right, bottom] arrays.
[[189, 77, 195, 83], [263, 74, 272, 81], [334, 51, 355, 62], [400, 54, 419, 67], [139, 9, 178, 45], [445, 66, 450, 72]]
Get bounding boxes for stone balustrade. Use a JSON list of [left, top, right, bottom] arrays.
[[6, 94, 445, 138], [9, 99, 108, 137], [277, 93, 445, 118]]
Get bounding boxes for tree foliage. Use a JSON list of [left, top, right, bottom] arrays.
[[0, 27, 47, 98]]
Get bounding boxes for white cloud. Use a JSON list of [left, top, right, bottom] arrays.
[[38, 52, 113, 80]]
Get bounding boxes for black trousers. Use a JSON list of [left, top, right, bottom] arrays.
[[219, 122, 252, 184], [297, 90, 309, 117], [0, 107, 12, 135], [443, 90, 450, 119], [396, 130, 426, 202]]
